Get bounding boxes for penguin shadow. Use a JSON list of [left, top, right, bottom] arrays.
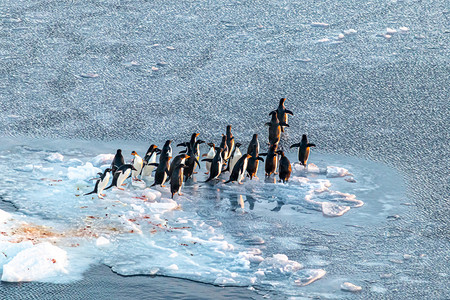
[[271, 200, 285, 212]]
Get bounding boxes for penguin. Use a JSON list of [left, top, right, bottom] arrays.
[[228, 142, 242, 173], [141, 144, 160, 178], [105, 164, 136, 190], [177, 142, 201, 180], [170, 163, 187, 198], [246, 147, 264, 180], [276, 98, 294, 133], [202, 147, 224, 183], [131, 151, 143, 180], [202, 143, 216, 175], [277, 150, 292, 183], [149, 155, 172, 187], [290, 134, 316, 167], [266, 111, 289, 146], [247, 133, 260, 155], [111, 149, 125, 175], [178, 133, 204, 174], [259, 143, 278, 177], [160, 140, 173, 162], [225, 154, 251, 184], [225, 125, 235, 161], [219, 134, 228, 161], [84, 168, 112, 199]]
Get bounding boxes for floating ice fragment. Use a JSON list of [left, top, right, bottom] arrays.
[[403, 254, 412, 260], [166, 46, 176, 50], [386, 28, 397, 34], [317, 38, 330, 43], [45, 153, 64, 163], [2, 242, 68, 282], [294, 58, 312, 63], [344, 29, 357, 35], [338, 34, 345, 39], [291, 269, 326, 286], [326, 166, 350, 177], [80, 73, 99, 78], [157, 61, 167, 66], [341, 282, 362, 292], [384, 34, 392, 39], [399, 27, 409, 32], [258, 254, 302, 276], [311, 22, 329, 28], [151, 66, 159, 71], [167, 264, 178, 271]]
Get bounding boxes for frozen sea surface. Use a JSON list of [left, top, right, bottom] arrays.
[[0, 0, 449, 298], [0, 138, 409, 298]]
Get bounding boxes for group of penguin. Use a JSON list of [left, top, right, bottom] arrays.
[[85, 98, 316, 199]]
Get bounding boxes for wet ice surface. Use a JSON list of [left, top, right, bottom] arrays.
[[0, 138, 407, 298]]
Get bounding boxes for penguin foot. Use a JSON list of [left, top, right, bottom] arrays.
[[118, 187, 125, 191], [204, 172, 209, 175], [193, 172, 198, 174], [178, 192, 183, 196], [121, 183, 127, 186], [161, 185, 166, 187], [238, 182, 243, 185], [101, 193, 106, 197], [98, 195, 104, 199]]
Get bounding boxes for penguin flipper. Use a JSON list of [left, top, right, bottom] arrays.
[[259, 153, 268, 156], [84, 190, 96, 196], [264, 122, 271, 126], [177, 142, 188, 147], [224, 179, 232, 184], [201, 158, 213, 162], [307, 143, 316, 147], [257, 157, 265, 162], [148, 163, 159, 167], [104, 184, 114, 190], [194, 158, 201, 169], [280, 122, 289, 127], [286, 110, 294, 115], [179, 150, 187, 154], [290, 143, 301, 148]]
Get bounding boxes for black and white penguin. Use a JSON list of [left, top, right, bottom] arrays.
[[105, 164, 136, 190], [111, 149, 125, 175], [228, 142, 242, 173], [277, 150, 292, 183], [290, 134, 316, 167], [276, 98, 294, 133], [170, 163, 187, 199], [168, 153, 190, 179], [149, 155, 172, 187], [202, 143, 216, 175], [141, 144, 160, 178], [219, 134, 228, 161], [177, 142, 201, 180], [84, 168, 112, 199], [160, 140, 173, 163], [247, 146, 264, 180], [259, 144, 278, 177], [225, 154, 251, 184], [131, 151, 143, 180], [225, 125, 235, 161], [202, 147, 224, 183], [266, 111, 289, 146], [247, 134, 260, 155]]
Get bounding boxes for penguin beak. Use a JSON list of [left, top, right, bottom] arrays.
[[186, 155, 190, 159]]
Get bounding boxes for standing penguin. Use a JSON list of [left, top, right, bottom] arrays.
[[111, 149, 125, 175], [247, 134, 260, 155], [178, 142, 201, 180], [290, 134, 316, 167], [84, 168, 112, 199], [219, 134, 228, 161], [170, 163, 187, 198], [131, 151, 143, 180], [225, 125, 235, 161], [246, 147, 264, 180], [202, 143, 216, 175], [277, 151, 292, 183], [105, 164, 136, 190], [149, 155, 172, 187], [202, 148, 224, 183], [266, 111, 289, 146], [225, 154, 251, 184], [169, 154, 190, 178], [228, 142, 242, 173], [160, 140, 173, 162], [276, 98, 294, 133], [141, 145, 160, 178], [259, 144, 278, 177]]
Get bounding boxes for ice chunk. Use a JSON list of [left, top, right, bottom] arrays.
[[96, 236, 110, 247], [344, 29, 358, 35], [318, 38, 330, 43], [91, 154, 114, 167], [311, 22, 329, 28], [258, 254, 302, 276], [2, 242, 68, 282], [338, 34, 345, 39], [291, 269, 326, 286], [45, 153, 64, 162], [341, 282, 362, 292], [386, 28, 397, 34], [326, 166, 350, 177], [399, 27, 409, 32], [322, 202, 350, 217], [0, 209, 12, 222], [67, 162, 101, 181]]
